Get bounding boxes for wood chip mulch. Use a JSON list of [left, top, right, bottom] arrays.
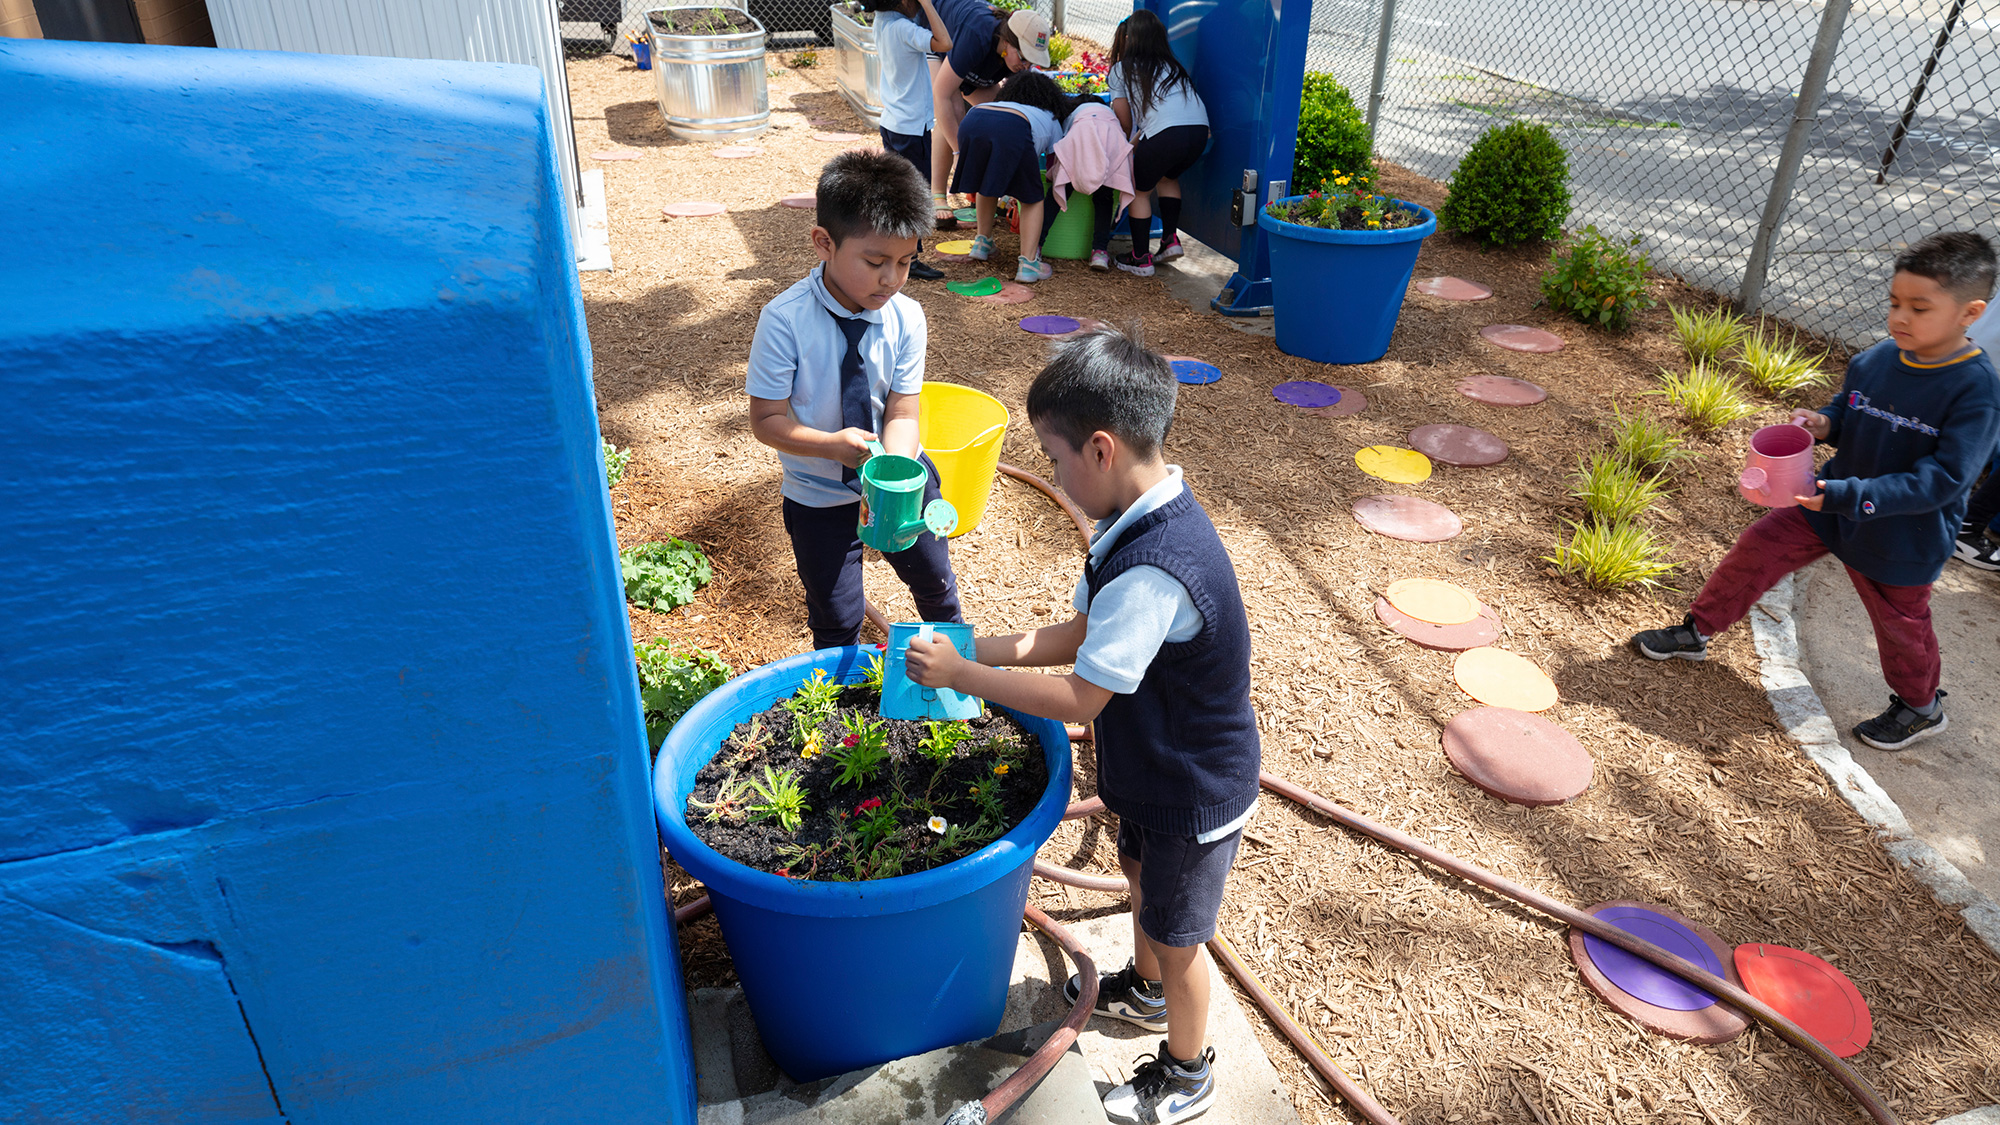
[[568, 52, 2000, 1124]]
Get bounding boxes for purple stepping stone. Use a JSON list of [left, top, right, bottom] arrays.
[[1479, 324, 1565, 353], [1410, 423, 1509, 466], [1273, 381, 1343, 408], [1582, 906, 1725, 1010], [1020, 315, 1082, 335]]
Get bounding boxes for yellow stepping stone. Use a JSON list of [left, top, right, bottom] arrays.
[[1356, 445, 1432, 484], [934, 240, 975, 256], [1385, 578, 1480, 626], [1453, 647, 1558, 712]]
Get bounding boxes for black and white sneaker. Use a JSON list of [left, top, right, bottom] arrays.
[[1064, 959, 1167, 1032], [1853, 690, 1948, 750], [1631, 613, 1709, 661], [1954, 529, 2000, 571], [1102, 1042, 1216, 1125]]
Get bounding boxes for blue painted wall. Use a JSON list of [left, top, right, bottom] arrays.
[[0, 39, 694, 1123]]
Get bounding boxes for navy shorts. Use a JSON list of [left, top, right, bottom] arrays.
[[951, 109, 1045, 203], [880, 126, 932, 182], [1117, 818, 1242, 948]]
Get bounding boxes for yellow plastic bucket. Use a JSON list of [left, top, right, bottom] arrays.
[[918, 383, 1009, 538]]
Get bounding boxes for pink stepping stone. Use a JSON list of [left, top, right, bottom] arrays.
[[779, 192, 817, 209], [813, 131, 863, 142], [1442, 706, 1592, 806], [591, 150, 642, 161], [1415, 276, 1492, 301], [1410, 423, 1509, 466], [1375, 597, 1498, 651], [1310, 387, 1367, 418], [1457, 374, 1547, 406], [662, 201, 727, 218], [1351, 494, 1462, 542], [1479, 324, 1565, 352], [976, 281, 1035, 305], [712, 145, 763, 159]]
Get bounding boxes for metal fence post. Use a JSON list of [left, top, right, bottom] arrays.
[[1738, 0, 1852, 316], [1052, 0, 1065, 35], [1365, 0, 1399, 137]]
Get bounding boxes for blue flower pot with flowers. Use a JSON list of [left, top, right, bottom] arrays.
[[1261, 179, 1436, 365], [653, 645, 1071, 1081]]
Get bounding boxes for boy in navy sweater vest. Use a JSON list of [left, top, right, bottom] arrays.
[[1633, 232, 2000, 750], [906, 328, 1259, 1125]]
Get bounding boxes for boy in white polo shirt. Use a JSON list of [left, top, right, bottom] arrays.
[[746, 151, 964, 650], [862, 0, 950, 280]]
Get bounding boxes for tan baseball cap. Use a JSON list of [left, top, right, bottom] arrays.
[[1007, 10, 1053, 68]]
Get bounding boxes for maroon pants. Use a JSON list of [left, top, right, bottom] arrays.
[[1690, 506, 1940, 706]]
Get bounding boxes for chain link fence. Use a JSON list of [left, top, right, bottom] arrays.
[[1309, 0, 2000, 346], [560, 0, 1063, 57]]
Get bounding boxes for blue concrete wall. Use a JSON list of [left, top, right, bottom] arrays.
[[0, 39, 694, 1123]]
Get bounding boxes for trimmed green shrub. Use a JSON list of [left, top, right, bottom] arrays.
[[1438, 121, 1570, 247], [1292, 74, 1373, 196], [1541, 225, 1653, 331]]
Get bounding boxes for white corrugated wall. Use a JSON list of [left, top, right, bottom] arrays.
[[204, 0, 582, 248]]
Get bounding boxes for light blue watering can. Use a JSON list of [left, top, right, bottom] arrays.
[[880, 621, 983, 721]]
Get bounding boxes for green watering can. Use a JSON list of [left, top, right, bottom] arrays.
[[858, 442, 958, 552]]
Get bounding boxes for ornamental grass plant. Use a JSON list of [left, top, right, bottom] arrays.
[[1546, 519, 1675, 589], [1572, 452, 1667, 524], [1739, 326, 1829, 397], [1669, 303, 1747, 365], [1652, 361, 1758, 432], [1607, 406, 1690, 472]]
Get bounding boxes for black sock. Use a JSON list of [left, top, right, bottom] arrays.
[[1092, 189, 1115, 252], [1158, 196, 1183, 249], [1134, 217, 1152, 259]]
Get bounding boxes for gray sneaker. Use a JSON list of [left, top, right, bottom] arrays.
[[1853, 691, 1948, 750], [1063, 959, 1167, 1031]]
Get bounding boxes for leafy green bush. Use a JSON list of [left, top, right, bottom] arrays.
[[636, 640, 731, 749], [1652, 361, 1758, 432], [603, 440, 632, 488], [1541, 226, 1653, 330], [1438, 121, 1570, 247], [1571, 453, 1666, 523], [1292, 74, 1373, 197], [1546, 519, 1675, 589], [621, 538, 712, 612], [1669, 304, 1746, 365]]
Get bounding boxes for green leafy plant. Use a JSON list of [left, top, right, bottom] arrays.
[[603, 440, 632, 488], [788, 47, 819, 67], [620, 538, 712, 613], [831, 713, 889, 789], [1438, 120, 1570, 247], [1652, 361, 1758, 432], [1547, 519, 1675, 589], [1540, 226, 1654, 331], [918, 719, 973, 763], [988, 0, 1032, 10], [1571, 452, 1666, 524], [688, 769, 756, 823], [635, 640, 732, 750], [1738, 326, 1828, 397], [1669, 303, 1746, 365], [859, 651, 885, 697], [782, 667, 843, 750], [1607, 406, 1689, 472], [1046, 32, 1075, 69], [746, 766, 808, 832], [1265, 166, 1421, 231], [1292, 73, 1373, 197]]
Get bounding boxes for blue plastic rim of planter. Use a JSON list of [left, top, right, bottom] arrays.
[[1262, 199, 1436, 365], [654, 647, 1073, 1081]]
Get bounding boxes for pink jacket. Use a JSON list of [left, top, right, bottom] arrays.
[[1050, 103, 1134, 212]]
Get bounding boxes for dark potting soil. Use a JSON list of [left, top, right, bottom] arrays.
[[683, 683, 1050, 882], [649, 7, 761, 36]]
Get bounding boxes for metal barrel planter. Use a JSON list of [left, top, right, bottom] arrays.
[[647, 7, 771, 141], [829, 4, 883, 126]]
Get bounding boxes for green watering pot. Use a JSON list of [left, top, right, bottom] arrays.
[[858, 444, 957, 552]]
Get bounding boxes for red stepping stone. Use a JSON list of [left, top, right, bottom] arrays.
[[1733, 944, 1871, 1058], [813, 131, 863, 142], [1310, 387, 1367, 418], [975, 281, 1035, 305], [1409, 423, 1508, 466], [1415, 276, 1492, 301], [1441, 706, 1592, 805], [662, 201, 727, 218], [1351, 495, 1461, 542], [1479, 324, 1565, 352], [1457, 374, 1547, 406], [1568, 901, 1748, 1044], [712, 146, 763, 159], [591, 150, 642, 161], [1375, 597, 1498, 651], [780, 193, 816, 209]]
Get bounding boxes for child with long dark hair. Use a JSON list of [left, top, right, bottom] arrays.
[[1105, 10, 1209, 277], [952, 70, 1091, 283]]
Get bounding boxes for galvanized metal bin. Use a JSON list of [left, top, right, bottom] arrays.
[[647, 6, 770, 141], [829, 4, 882, 126]]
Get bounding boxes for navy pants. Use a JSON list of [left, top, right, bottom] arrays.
[[781, 455, 962, 649]]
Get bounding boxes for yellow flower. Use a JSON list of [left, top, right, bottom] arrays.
[[994, 763, 1010, 776], [801, 729, 823, 759], [1335, 176, 1351, 186]]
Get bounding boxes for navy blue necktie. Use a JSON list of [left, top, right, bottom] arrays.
[[832, 310, 871, 490]]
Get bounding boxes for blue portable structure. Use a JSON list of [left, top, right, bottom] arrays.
[[0, 39, 694, 1123], [1137, 0, 1310, 316]]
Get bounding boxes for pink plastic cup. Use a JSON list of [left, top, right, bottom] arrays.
[[1738, 421, 1818, 508]]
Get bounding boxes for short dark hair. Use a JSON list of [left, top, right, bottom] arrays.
[[1026, 325, 1177, 459], [816, 150, 931, 245], [996, 69, 1094, 123], [1894, 231, 1997, 302]]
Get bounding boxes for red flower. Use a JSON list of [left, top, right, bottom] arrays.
[[842, 734, 859, 747], [775, 867, 791, 878], [854, 798, 883, 813]]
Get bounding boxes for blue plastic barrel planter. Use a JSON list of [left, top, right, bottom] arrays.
[[654, 646, 1072, 1081], [1262, 198, 1436, 365]]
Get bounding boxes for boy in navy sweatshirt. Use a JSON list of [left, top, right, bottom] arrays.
[[1633, 231, 2000, 750], [905, 327, 1259, 1125]]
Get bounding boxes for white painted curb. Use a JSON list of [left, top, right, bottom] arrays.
[[1750, 574, 2000, 957]]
